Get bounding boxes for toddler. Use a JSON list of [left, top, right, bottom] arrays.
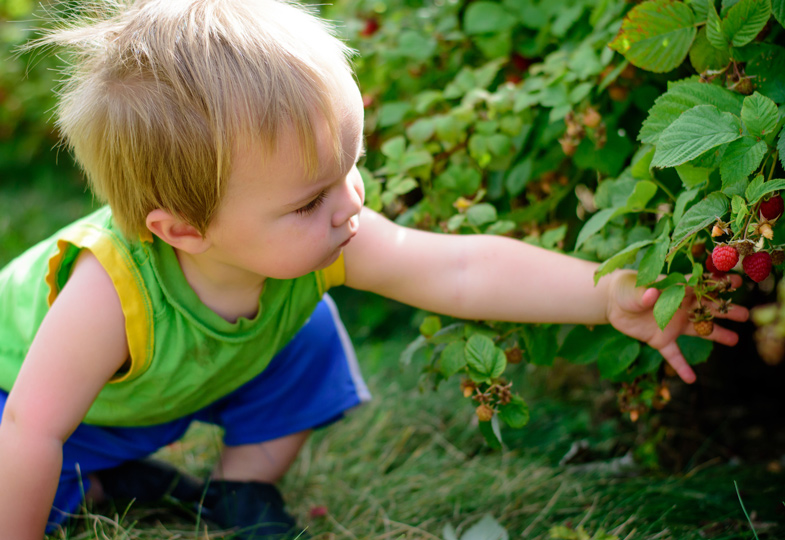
[[0, 1, 748, 538]]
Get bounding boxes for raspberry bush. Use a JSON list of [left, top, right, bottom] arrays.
[[6, 0, 784, 448], [320, 0, 785, 447]]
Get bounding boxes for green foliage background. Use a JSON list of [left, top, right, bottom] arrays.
[[2, 0, 784, 444]]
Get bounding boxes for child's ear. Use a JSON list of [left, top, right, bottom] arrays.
[[145, 209, 211, 254]]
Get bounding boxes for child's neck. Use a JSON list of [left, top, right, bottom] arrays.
[[174, 249, 265, 323]]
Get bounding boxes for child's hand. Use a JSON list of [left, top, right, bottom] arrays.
[[605, 271, 749, 384]]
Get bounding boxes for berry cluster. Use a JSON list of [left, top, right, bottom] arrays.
[[707, 193, 785, 284], [559, 106, 607, 157], [618, 378, 671, 422], [695, 194, 785, 338], [461, 379, 513, 422]]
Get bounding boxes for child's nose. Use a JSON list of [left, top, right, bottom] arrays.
[[332, 170, 364, 228]]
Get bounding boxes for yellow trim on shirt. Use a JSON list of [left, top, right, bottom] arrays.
[[318, 253, 345, 295], [45, 225, 154, 383]]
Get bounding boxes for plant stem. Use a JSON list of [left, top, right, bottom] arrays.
[[650, 176, 676, 202], [768, 151, 779, 181]]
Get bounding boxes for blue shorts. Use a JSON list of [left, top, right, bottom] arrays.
[[0, 295, 370, 533]]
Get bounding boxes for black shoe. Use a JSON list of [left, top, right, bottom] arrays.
[[96, 458, 206, 504], [200, 480, 308, 540]]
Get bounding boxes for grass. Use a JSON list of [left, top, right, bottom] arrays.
[[45, 329, 784, 540], [0, 178, 781, 539]]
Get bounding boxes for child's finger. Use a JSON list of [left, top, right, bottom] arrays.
[[639, 287, 660, 309], [710, 303, 749, 323], [686, 322, 740, 346], [658, 342, 696, 384]]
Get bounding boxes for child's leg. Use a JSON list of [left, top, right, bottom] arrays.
[[196, 295, 369, 538], [212, 430, 311, 484]]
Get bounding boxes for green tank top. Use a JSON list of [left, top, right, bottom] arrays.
[[0, 207, 345, 426]]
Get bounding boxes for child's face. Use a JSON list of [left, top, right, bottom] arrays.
[[202, 76, 365, 283]]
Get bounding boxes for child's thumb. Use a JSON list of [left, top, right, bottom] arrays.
[[638, 287, 660, 310]]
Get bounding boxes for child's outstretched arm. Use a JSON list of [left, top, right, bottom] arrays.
[[0, 251, 129, 539], [343, 209, 749, 383]]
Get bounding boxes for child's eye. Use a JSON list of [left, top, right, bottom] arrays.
[[295, 191, 326, 216]]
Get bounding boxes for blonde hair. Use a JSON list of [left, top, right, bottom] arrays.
[[38, 0, 354, 238]]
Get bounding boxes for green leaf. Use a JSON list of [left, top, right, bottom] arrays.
[[741, 92, 780, 138], [746, 45, 785, 103], [628, 345, 665, 377], [689, 28, 732, 73], [559, 325, 621, 365], [609, 0, 697, 73], [653, 284, 686, 330], [400, 150, 433, 173], [396, 31, 437, 62], [618, 180, 658, 214], [593, 240, 654, 285], [636, 220, 673, 286], [595, 174, 637, 209], [719, 136, 767, 189], [520, 325, 559, 366], [639, 81, 744, 144], [575, 208, 615, 250], [474, 32, 513, 59], [675, 164, 711, 188], [419, 315, 442, 338], [429, 323, 468, 345], [673, 187, 701, 224], [678, 335, 714, 364], [652, 105, 743, 168], [381, 137, 406, 161], [378, 102, 411, 128], [745, 176, 785, 204], [487, 134, 513, 157], [447, 214, 466, 232], [780, 131, 785, 170], [597, 334, 641, 378], [649, 272, 686, 289], [687, 0, 711, 21], [475, 58, 507, 89], [732, 194, 749, 230], [386, 176, 419, 196], [406, 118, 436, 143], [400, 335, 427, 366], [505, 158, 534, 196], [464, 2, 517, 34], [360, 167, 382, 212], [631, 146, 656, 179], [440, 341, 467, 377], [479, 416, 503, 449], [466, 203, 498, 227], [707, 2, 728, 49], [669, 192, 730, 256], [773, 0, 785, 25], [722, 0, 772, 47], [465, 335, 506, 380], [498, 395, 530, 429]]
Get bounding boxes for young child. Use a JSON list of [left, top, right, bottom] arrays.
[[0, 0, 748, 538]]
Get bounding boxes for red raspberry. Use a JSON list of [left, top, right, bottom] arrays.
[[760, 194, 784, 220], [309, 506, 328, 519], [360, 18, 380, 37], [711, 245, 739, 272], [706, 252, 727, 277], [743, 251, 772, 282]]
